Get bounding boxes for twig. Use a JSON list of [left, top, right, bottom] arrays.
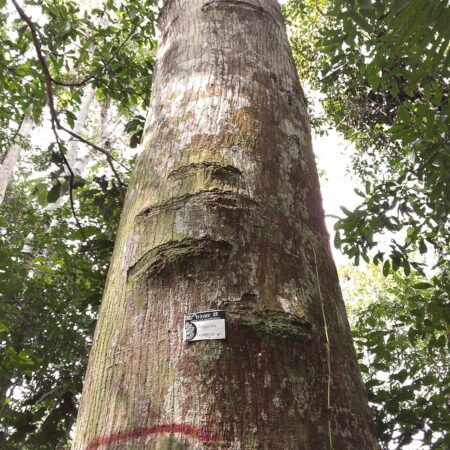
[[59, 124, 129, 172], [320, 62, 349, 82], [11, 0, 58, 121], [416, 148, 440, 174], [103, 143, 126, 204]]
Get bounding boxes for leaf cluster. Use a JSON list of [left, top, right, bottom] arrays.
[[349, 268, 450, 449], [0, 0, 157, 158]]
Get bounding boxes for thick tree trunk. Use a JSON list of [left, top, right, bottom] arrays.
[[0, 114, 34, 205], [73, 1, 379, 449]]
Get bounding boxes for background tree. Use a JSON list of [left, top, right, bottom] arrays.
[[0, 113, 34, 205], [341, 265, 450, 449], [286, 0, 449, 271], [0, 174, 122, 448]]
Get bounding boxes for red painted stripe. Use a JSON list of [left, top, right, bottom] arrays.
[[85, 423, 216, 449]]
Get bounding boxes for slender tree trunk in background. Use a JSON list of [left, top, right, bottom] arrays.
[[73, 1, 379, 449], [67, 85, 95, 176], [0, 114, 34, 205], [66, 0, 104, 175]]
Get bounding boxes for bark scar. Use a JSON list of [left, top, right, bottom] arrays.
[[226, 308, 312, 339], [168, 161, 242, 181], [127, 237, 233, 281], [202, 0, 268, 14], [136, 189, 258, 219]]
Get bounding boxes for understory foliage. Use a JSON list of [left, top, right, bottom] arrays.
[[286, 0, 449, 448], [0, 0, 448, 448], [0, 178, 121, 448]]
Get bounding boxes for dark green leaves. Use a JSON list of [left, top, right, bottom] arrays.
[[0, 0, 158, 166], [47, 181, 63, 203], [125, 114, 145, 148], [287, 0, 449, 282], [382, 260, 390, 276]]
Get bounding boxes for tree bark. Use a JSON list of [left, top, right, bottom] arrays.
[[73, 1, 379, 449], [67, 84, 95, 176], [0, 114, 34, 205]]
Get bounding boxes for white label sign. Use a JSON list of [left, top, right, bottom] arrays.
[[184, 310, 226, 342]]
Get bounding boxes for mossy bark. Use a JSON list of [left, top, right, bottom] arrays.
[[72, 1, 380, 449]]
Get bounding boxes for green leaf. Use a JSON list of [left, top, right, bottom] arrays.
[[391, 370, 408, 383], [0, 248, 10, 267], [340, 206, 352, 216], [402, 259, 411, 276], [383, 260, 391, 276], [418, 240, 427, 254], [413, 282, 433, 290], [72, 176, 86, 189], [66, 111, 77, 129], [47, 182, 62, 203], [397, 409, 419, 425], [37, 185, 48, 207]]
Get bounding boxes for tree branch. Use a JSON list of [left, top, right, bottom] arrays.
[[48, 19, 144, 88], [10, 0, 130, 196], [11, 0, 58, 121]]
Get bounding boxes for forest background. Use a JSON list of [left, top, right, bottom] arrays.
[[0, 0, 448, 448]]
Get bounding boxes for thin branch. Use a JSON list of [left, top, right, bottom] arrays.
[[49, 19, 144, 88], [9, 0, 84, 225], [99, 101, 126, 205], [416, 148, 440, 174], [11, 0, 58, 121], [320, 62, 349, 82], [59, 124, 129, 172], [106, 153, 126, 204], [49, 74, 96, 88]]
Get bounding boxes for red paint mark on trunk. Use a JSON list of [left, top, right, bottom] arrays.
[[85, 423, 216, 449]]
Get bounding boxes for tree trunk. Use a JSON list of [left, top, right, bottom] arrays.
[[67, 84, 95, 176], [0, 114, 34, 205], [73, 1, 379, 449]]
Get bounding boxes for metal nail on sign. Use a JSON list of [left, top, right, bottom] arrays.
[[184, 310, 226, 342]]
